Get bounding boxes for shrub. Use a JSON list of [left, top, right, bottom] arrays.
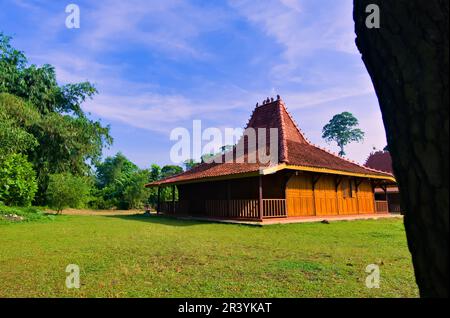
[[0, 153, 37, 206], [0, 204, 53, 222], [46, 173, 91, 213]]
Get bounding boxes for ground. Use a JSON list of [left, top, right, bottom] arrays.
[[0, 211, 419, 297]]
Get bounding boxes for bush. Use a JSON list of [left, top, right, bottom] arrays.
[[46, 173, 91, 213], [0, 204, 53, 222], [0, 153, 37, 206]]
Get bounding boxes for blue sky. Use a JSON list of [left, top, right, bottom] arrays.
[[0, 0, 387, 168]]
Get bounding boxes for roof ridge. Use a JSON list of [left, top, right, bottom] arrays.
[[277, 100, 289, 163], [279, 101, 310, 144]]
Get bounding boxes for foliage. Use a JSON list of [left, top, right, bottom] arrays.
[[0, 93, 39, 157], [46, 173, 91, 213], [161, 165, 183, 178], [0, 204, 52, 223], [0, 33, 112, 204], [96, 152, 138, 189], [123, 169, 151, 209], [183, 159, 198, 171], [0, 153, 37, 206], [322, 112, 365, 156]]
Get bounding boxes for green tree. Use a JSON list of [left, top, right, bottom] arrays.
[[322, 112, 365, 156], [161, 165, 183, 178], [0, 33, 112, 204], [96, 152, 138, 189], [0, 93, 39, 157], [0, 153, 37, 206], [46, 173, 91, 213], [183, 159, 198, 171], [123, 170, 151, 209]]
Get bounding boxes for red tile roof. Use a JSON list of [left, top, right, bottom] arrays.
[[147, 99, 394, 186], [364, 150, 393, 173]]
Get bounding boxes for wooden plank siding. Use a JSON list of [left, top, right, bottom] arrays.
[[285, 174, 376, 216], [158, 171, 382, 220]]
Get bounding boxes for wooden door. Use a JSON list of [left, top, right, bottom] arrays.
[[314, 176, 339, 216], [286, 175, 315, 217]]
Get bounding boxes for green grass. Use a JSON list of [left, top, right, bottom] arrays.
[[0, 214, 419, 297]]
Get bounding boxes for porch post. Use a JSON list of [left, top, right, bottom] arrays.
[[171, 185, 175, 214], [227, 180, 231, 218], [311, 174, 321, 216], [355, 178, 361, 213], [258, 175, 263, 221], [157, 187, 161, 215]]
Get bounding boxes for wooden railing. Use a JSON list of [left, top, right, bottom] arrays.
[[205, 200, 259, 219], [375, 200, 389, 213], [159, 199, 287, 219], [263, 199, 287, 218]]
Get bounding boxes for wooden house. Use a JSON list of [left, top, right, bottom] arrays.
[[146, 97, 396, 221]]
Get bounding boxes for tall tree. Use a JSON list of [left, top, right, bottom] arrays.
[[0, 33, 112, 203], [354, 0, 448, 297], [322, 112, 365, 156]]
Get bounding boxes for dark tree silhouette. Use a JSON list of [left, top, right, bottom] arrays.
[[354, 0, 448, 297]]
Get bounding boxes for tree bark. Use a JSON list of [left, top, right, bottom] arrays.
[[354, 0, 448, 297]]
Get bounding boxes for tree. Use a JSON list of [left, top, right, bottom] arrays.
[[123, 170, 151, 209], [0, 93, 39, 157], [0, 33, 112, 204], [183, 159, 198, 171], [0, 153, 37, 206], [322, 112, 365, 156], [354, 0, 448, 297], [161, 165, 183, 178], [96, 152, 138, 189], [46, 173, 91, 213]]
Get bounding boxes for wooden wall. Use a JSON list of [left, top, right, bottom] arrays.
[[174, 171, 376, 217], [285, 174, 375, 217]]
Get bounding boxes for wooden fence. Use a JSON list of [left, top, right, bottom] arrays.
[[375, 200, 389, 213], [158, 199, 287, 219]]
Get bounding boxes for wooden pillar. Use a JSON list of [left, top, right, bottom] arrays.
[[171, 185, 175, 214], [381, 184, 388, 212], [355, 178, 363, 214], [258, 175, 263, 221], [335, 176, 342, 214], [371, 180, 379, 213], [312, 174, 321, 216], [157, 187, 161, 215], [227, 180, 231, 218]]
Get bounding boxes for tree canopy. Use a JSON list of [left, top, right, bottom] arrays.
[[0, 33, 112, 204], [322, 112, 365, 156]]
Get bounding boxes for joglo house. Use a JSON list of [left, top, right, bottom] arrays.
[[146, 97, 396, 222]]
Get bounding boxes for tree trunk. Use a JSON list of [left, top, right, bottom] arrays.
[[354, 0, 448, 297]]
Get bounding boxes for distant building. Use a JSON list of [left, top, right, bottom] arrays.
[[365, 150, 401, 214]]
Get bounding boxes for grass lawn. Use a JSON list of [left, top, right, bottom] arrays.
[[0, 213, 419, 297]]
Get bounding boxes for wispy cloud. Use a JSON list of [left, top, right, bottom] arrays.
[[1, 0, 387, 166]]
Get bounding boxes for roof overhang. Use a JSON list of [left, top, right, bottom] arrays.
[[146, 163, 396, 187], [261, 163, 397, 183]]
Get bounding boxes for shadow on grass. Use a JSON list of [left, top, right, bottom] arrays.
[[102, 213, 217, 227]]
